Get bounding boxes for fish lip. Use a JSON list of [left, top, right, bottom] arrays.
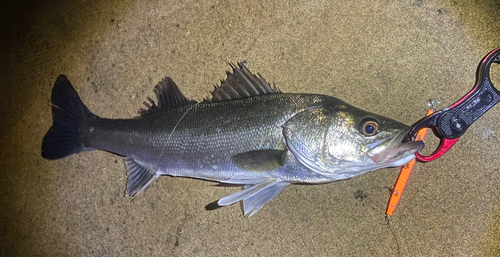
[[367, 128, 424, 163]]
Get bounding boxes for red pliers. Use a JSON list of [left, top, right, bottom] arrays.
[[407, 47, 500, 162]]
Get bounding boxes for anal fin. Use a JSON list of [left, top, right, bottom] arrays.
[[218, 179, 289, 217], [123, 156, 159, 196]]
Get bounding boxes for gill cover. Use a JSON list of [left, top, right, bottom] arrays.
[[283, 107, 334, 175]]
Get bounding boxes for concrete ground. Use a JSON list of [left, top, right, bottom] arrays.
[[0, 0, 498, 256]]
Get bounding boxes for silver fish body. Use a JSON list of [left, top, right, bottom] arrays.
[[42, 63, 423, 216]]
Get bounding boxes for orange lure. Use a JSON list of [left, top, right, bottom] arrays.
[[386, 108, 434, 216]]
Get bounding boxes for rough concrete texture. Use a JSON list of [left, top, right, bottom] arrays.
[[0, 0, 499, 256]]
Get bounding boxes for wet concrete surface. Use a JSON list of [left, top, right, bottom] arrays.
[[0, 0, 499, 256]]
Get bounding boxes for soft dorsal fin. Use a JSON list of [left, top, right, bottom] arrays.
[[139, 77, 196, 114], [204, 62, 281, 103]]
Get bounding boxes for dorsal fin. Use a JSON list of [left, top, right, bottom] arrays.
[[139, 77, 196, 114], [204, 62, 281, 103]]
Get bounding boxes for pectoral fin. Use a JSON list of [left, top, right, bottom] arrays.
[[231, 149, 287, 172]]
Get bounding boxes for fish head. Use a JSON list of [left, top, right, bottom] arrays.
[[283, 103, 424, 180]]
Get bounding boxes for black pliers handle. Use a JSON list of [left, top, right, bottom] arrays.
[[407, 47, 500, 162]]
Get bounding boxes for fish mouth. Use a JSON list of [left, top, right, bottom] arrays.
[[366, 129, 425, 163]]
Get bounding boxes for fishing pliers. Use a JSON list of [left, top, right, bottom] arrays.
[[407, 47, 500, 162]]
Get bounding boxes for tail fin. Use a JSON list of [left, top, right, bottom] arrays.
[[41, 75, 94, 160]]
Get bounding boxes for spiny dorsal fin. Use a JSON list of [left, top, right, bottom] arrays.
[[139, 77, 196, 114], [204, 62, 281, 103]]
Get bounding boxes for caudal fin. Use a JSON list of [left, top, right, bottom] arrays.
[[41, 75, 94, 160]]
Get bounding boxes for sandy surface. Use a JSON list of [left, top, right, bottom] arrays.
[[0, 0, 499, 256]]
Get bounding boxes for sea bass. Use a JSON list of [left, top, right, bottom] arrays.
[[42, 62, 423, 216]]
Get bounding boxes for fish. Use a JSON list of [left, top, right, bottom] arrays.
[[41, 62, 424, 216]]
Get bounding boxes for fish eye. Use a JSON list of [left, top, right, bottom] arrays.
[[359, 118, 379, 136]]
